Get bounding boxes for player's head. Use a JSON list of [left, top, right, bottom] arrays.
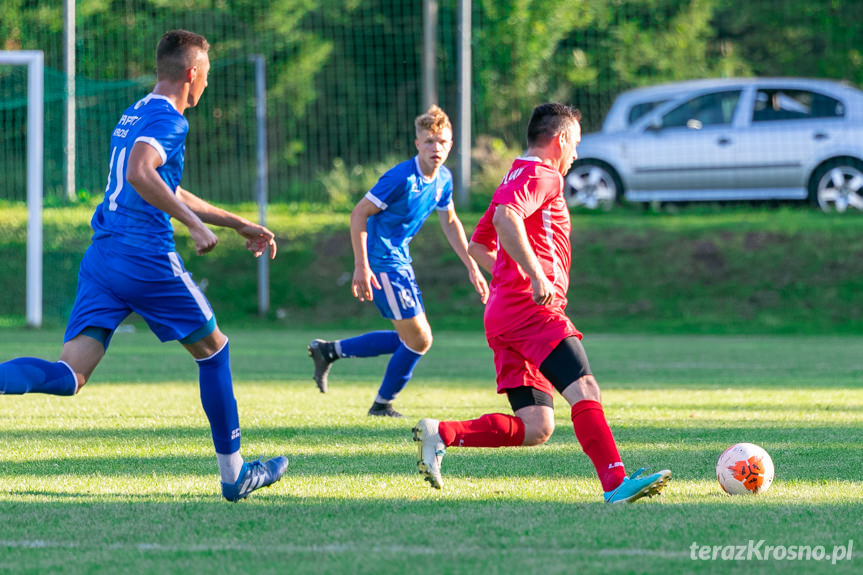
[[526, 103, 582, 175], [157, 30, 211, 107], [414, 105, 454, 176]]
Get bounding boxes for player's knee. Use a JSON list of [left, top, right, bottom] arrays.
[[404, 330, 433, 354], [578, 375, 601, 401], [523, 419, 555, 446]]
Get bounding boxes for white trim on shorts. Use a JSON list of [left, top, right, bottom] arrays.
[[378, 271, 403, 320], [167, 252, 213, 321]]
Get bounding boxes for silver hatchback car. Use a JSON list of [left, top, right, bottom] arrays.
[[566, 78, 863, 212]]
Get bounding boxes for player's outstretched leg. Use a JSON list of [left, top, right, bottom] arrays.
[[308, 339, 338, 393], [603, 468, 672, 504], [412, 418, 445, 489], [221, 456, 290, 502]]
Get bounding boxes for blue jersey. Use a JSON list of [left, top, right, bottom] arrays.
[[364, 157, 453, 271], [90, 93, 189, 253]]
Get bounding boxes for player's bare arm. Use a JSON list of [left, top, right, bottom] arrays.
[[492, 204, 554, 305], [126, 142, 218, 255], [176, 186, 277, 259], [467, 240, 496, 275], [349, 197, 383, 302], [437, 208, 489, 303]]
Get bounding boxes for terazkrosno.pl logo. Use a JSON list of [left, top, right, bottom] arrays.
[[690, 540, 854, 565]]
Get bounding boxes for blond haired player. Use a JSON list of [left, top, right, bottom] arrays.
[[308, 106, 488, 416]]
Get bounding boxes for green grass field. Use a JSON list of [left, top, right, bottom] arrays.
[[1, 327, 861, 574]]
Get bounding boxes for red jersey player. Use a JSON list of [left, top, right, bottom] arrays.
[[412, 103, 671, 503]]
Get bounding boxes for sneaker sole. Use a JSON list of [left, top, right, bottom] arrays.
[[412, 425, 442, 489], [616, 471, 672, 504]]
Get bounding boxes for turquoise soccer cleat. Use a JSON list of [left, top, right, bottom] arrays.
[[604, 467, 671, 503], [221, 456, 289, 502]]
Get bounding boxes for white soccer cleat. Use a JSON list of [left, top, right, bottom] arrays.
[[412, 418, 445, 489]]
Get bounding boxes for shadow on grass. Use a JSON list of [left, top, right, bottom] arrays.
[[1, 422, 861, 482]]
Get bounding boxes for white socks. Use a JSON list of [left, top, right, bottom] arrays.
[[217, 451, 244, 484]]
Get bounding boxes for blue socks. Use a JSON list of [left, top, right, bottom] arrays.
[[197, 340, 241, 454], [337, 331, 401, 358], [329, 331, 424, 403], [377, 343, 424, 402], [0, 357, 77, 396]]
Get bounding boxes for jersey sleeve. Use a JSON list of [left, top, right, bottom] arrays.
[[435, 169, 454, 211], [364, 166, 406, 210], [491, 170, 558, 219], [134, 110, 188, 166], [469, 205, 497, 249]]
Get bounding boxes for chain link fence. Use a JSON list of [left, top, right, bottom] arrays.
[[3, 0, 862, 205]]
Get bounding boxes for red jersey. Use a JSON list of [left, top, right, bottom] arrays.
[[471, 157, 572, 337]]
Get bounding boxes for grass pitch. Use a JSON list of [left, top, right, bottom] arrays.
[[0, 328, 860, 574]]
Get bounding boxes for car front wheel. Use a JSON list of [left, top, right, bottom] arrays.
[[811, 160, 863, 213], [565, 161, 620, 210]]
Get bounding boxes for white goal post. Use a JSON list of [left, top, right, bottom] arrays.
[[1, 51, 44, 327]]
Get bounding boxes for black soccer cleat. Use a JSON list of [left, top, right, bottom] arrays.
[[368, 401, 403, 418], [308, 339, 337, 393]]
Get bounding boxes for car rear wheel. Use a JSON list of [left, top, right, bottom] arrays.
[[810, 159, 863, 213], [565, 161, 620, 210]]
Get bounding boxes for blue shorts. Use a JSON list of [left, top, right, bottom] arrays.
[[64, 239, 215, 348], [372, 266, 425, 321]]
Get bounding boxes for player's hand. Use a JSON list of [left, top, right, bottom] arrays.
[[351, 265, 380, 302], [190, 224, 219, 255], [530, 274, 555, 306], [469, 266, 489, 304], [236, 223, 277, 259]]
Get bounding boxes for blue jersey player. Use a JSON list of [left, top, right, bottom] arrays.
[[308, 106, 489, 417], [0, 30, 288, 501]]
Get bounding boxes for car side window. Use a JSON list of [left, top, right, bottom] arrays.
[[628, 99, 669, 125], [752, 89, 845, 122], [660, 90, 741, 130]]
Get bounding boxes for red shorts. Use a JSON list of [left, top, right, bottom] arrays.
[[487, 312, 582, 396]]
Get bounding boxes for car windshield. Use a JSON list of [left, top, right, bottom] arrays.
[[660, 90, 741, 130]]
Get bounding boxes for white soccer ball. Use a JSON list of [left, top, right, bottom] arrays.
[[716, 442, 774, 495]]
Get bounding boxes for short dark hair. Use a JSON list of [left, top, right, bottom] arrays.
[[526, 103, 582, 148], [156, 30, 210, 81]]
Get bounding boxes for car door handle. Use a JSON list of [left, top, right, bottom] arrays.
[[813, 133, 829, 141], [717, 137, 732, 146]]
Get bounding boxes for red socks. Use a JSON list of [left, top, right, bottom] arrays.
[[436, 402, 625, 492], [571, 400, 626, 491], [439, 413, 526, 448]]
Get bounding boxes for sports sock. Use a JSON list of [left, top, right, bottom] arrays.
[[375, 342, 423, 401], [571, 400, 626, 492], [0, 357, 77, 396], [197, 339, 241, 456], [217, 451, 244, 484], [336, 331, 401, 358], [438, 413, 526, 448]]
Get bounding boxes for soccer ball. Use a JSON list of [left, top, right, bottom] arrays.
[[716, 443, 774, 495]]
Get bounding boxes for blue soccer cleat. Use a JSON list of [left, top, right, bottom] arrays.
[[221, 456, 289, 502], [604, 467, 671, 504]]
